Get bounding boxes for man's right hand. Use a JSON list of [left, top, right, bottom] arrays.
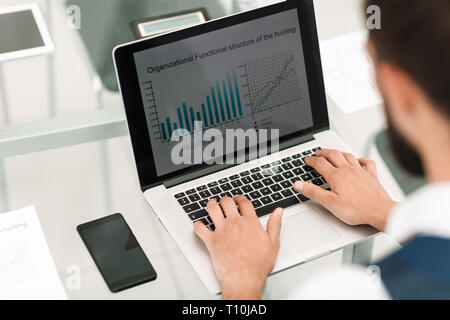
[[294, 149, 397, 231]]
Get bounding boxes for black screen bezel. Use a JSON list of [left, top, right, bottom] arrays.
[[77, 213, 157, 293], [114, 0, 329, 191]]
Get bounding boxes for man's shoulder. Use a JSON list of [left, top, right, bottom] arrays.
[[378, 235, 450, 300]]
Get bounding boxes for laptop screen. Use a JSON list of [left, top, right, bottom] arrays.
[[132, 8, 314, 177]]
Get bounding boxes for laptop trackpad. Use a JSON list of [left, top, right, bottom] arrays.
[[279, 210, 341, 259]]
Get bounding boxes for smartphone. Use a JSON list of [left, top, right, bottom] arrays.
[[77, 213, 157, 292]]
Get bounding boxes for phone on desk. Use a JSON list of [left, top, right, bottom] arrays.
[[77, 213, 157, 292]]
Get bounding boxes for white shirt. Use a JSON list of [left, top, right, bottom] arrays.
[[289, 182, 450, 299]]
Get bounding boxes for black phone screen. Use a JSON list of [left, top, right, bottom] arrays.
[[77, 213, 157, 292]]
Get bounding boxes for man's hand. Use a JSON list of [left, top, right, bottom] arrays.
[[194, 195, 283, 300], [294, 149, 397, 231]]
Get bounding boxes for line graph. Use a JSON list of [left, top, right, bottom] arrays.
[[245, 50, 302, 114]]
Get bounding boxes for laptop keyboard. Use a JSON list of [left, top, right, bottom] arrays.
[[173, 147, 329, 231]]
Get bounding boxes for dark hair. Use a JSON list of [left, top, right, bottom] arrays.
[[365, 0, 450, 118]]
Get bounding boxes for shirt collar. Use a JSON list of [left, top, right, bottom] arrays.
[[386, 182, 450, 243]]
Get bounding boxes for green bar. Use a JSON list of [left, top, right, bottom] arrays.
[[166, 118, 172, 138], [161, 122, 167, 140], [183, 103, 191, 132], [211, 87, 220, 123], [227, 73, 237, 118], [189, 107, 195, 131], [206, 96, 214, 125], [177, 107, 184, 129], [233, 69, 243, 116], [215, 80, 226, 122], [201, 103, 209, 127], [222, 80, 233, 119]]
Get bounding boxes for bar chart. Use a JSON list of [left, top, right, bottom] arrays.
[[159, 69, 244, 141]]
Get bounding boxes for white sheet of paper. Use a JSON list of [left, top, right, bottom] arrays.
[[320, 30, 382, 113], [0, 206, 67, 300]]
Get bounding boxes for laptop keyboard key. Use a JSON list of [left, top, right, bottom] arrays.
[[272, 166, 283, 174], [231, 180, 243, 188], [219, 178, 229, 184], [251, 173, 264, 181], [186, 189, 196, 195], [207, 181, 218, 188], [282, 171, 294, 179], [199, 199, 209, 207], [249, 191, 262, 199], [210, 187, 221, 195], [282, 157, 292, 163], [282, 163, 293, 171], [271, 192, 283, 201], [188, 194, 201, 202], [199, 190, 212, 198], [231, 188, 242, 196], [240, 171, 250, 177], [292, 160, 303, 167], [303, 165, 314, 172], [183, 203, 201, 213], [311, 170, 321, 178], [301, 173, 313, 181], [229, 174, 240, 180], [261, 187, 271, 196], [271, 160, 281, 166], [252, 199, 262, 208], [178, 197, 190, 206], [188, 209, 208, 220], [302, 150, 313, 156], [220, 192, 232, 198], [241, 185, 253, 193], [273, 174, 283, 182], [220, 183, 233, 192], [281, 189, 294, 198], [261, 196, 273, 205], [250, 167, 261, 173], [197, 185, 207, 191], [270, 184, 282, 192], [198, 217, 209, 225], [175, 192, 185, 199], [297, 194, 310, 202], [292, 153, 302, 159], [262, 178, 274, 186], [241, 176, 253, 184], [293, 168, 304, 176], [252, 181, 264, 189], [261, 164, 271, 169], [312, 178, 324, 186], [255, 196, 300, 217], [280, 180, 292, 189], [262, 169, 273, 177]]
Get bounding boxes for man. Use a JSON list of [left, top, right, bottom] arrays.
[[194, 0, 450, 299]]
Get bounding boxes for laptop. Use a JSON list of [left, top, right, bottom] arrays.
[[113, 0, 376, 294]]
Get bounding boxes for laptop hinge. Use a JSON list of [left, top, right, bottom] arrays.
[[160, 134, 316, 189]]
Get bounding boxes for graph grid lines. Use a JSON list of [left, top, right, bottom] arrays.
[[246, 49, 302, 114]]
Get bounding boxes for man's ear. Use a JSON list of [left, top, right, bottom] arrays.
[[376, 62, 419, 118]]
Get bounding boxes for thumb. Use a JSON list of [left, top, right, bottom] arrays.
[[294, 181, 334, 206], [266, 207, 283, 246]]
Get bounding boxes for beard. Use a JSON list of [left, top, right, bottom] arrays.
[[385, 105, 425, 177]]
